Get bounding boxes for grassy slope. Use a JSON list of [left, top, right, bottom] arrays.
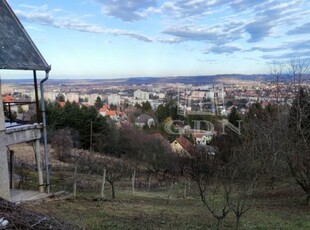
[[12, 145, 310, 229], [25, 185, 310, 230]]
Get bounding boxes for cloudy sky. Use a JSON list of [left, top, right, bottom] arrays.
[[5, 0, 310, 79]]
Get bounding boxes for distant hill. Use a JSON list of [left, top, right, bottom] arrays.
[[123, 75, 269, 85], [2, 74, 299, 86]]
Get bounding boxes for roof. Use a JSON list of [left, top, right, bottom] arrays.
[[135, 114, 153, 123], [0, 0, 50, 71], [106, 110, 116, 116], [2, 95, 15, 103], [175, 136, 195, 155], [152, 132, 166, 140], [191, 131, 213, 138], [58, 101, 65, 108], [99, 105, 109, 113]]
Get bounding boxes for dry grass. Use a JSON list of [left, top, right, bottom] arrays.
[[11, 143, 310, 229], [23, 186, 310, 230]]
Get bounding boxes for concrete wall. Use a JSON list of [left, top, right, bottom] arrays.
[[0, 92, 10, 200], [0, 92, 42, 200], [6, 125, 41, 145], [0, 144, 10, 200]]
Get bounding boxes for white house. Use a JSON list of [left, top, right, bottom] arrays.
[[192, 131, 213, 145]]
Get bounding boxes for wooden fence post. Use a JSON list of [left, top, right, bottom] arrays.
[[132, 171, 136, 196], [73, 166, 77, 198], [100, 169, 106, 199]]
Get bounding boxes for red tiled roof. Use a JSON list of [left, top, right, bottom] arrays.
[[191, 133, 204, 138], [175, 136, 195, 155], [99, 105, 109, 113], [2, 95, 15, 103], [59, 101, 65, 108], [106, 110, 116, 116]]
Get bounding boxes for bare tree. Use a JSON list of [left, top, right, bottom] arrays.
[[221, 147, 257, 230], [190, 145, 230, 230], [288, 57, 309, 86], [286, 88, 310, 205], [142, 134, 177, 190], [74, 151, 130, 199], [51, 128, 73, 161], [269, 61, 284, 108], [104, 158, 130, 199]]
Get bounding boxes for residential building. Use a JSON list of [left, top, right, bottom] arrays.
[[108, 94, 121, 106], [88, 94, 101, 106], [134, 89, 149, 100], [66, 92, 79, 103], [135, 114, 154, 128], [192, 131, 213, 145], [171, 136, 194, 158]]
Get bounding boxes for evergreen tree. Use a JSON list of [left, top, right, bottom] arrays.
[[110, 103, 117, 110], [134, 103, 142, 110], [142, 101, 152, 112], [94, 96, 103, 110], [156, 104, 169, 122], [228, 107, 241, 127], [45, 101, 109, 152]]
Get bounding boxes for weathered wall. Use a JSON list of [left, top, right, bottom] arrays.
[[6, 125, 41, 145], [0, 92, 10, 200]]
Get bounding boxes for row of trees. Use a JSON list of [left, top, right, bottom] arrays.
[[46, 101, 109, 152]]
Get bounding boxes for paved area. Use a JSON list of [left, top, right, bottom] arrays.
[[10, 189, 49, 203]]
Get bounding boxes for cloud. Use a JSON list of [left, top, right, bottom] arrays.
[[15, 10, 104, 33], [196, 58, 216, 63], [161, 0, 225, 18], [287, 22, 310, 35], [15, 10, 54, 25], [160, 0, 307, 44], [18, 4, 49, 11], [289, 39, 310, 50], [249, 38, 310, 53], [108, 29, 153, 42], [162, 23, 243, 44], [157, 37, 183, 44], [160, 0, 286, 19], [13, 0, 310, 61], [250, 45, 284, 52], [95, 0, 157, 22], [55, 20, 105, 33], [163, 26, 221, 42], [206, 45, 242, 54], [261, 51, 310, 60], [244, 19, 273, 43], [15, 5, 153, 42], [230, 0, 264, 10]]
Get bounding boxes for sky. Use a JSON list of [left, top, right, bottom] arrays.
[[3, 0, 310, 79]]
